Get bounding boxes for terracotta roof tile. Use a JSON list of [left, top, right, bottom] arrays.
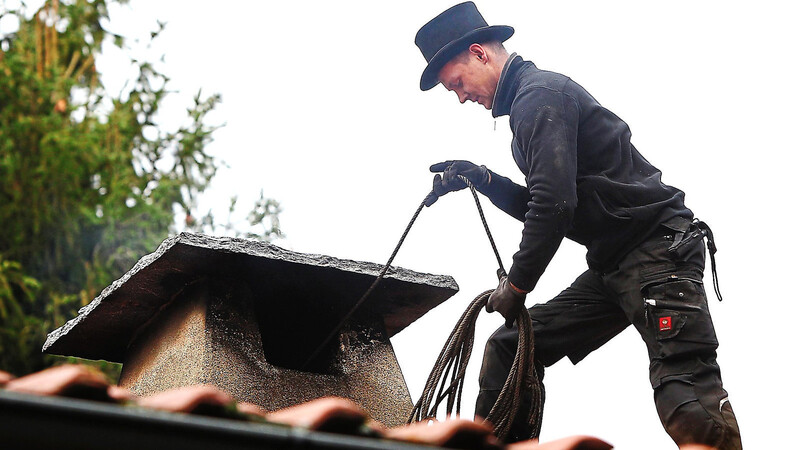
[[1, 364, 612, 449]]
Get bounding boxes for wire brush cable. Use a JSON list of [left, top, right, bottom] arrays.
[[407, 177, 544, 441], [302, 173, 544, 439]]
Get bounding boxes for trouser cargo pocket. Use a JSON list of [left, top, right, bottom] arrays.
[[641, 271, 719, 356]]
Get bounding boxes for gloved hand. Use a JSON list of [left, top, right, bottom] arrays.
[[487, 277, 528, 328], [425, 160, 491, 206]]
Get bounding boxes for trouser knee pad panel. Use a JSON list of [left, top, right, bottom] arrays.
[[654, 375, 740, 449]]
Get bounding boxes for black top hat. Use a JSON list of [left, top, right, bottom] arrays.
[[415, 2, 514, 91]]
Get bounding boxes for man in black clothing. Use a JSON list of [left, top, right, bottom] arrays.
[[415, 3, 741, 449]]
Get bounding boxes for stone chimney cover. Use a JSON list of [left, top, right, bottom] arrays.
[[43, 233, 459, 362]]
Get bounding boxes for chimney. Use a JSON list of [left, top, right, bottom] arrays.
[[43, 233, 458, 427]]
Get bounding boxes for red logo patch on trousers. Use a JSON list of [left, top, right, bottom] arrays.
[[659, 316, 672, 331]]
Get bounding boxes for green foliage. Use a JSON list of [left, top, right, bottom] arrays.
[[0, 257, 43, 375], [0, 1, 280, 377]]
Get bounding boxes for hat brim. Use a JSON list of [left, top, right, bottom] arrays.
[[420, 25, 514, 91]]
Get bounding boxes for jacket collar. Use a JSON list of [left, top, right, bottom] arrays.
[[491, 53, 527, 118]]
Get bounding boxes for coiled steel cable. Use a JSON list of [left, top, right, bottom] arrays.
[[406, 290, 543, 441], [406, 177, 543, 441]]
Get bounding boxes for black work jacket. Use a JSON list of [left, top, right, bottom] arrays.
[[481, 55, 692, 291]]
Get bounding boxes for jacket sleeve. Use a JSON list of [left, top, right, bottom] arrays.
[[506, 88, 580, 292], [476, 170, 529, 221]]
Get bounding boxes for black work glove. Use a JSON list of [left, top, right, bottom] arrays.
[[425, 160, 490, 206], [487, 277, 528, 328]]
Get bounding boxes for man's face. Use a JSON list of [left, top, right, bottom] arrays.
[[438, 54, 497, 110]]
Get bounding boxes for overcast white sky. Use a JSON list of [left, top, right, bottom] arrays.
[[6, 0, 799, 448]]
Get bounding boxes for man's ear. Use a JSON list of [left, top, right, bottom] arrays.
[[468, 43, 488, 63]]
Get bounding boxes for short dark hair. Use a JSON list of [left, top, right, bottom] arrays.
[[451, 40, 506, 64]]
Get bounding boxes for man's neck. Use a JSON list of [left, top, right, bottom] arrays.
[[490, 52, 518, 114]]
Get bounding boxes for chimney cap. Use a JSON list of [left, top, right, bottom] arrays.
[[43, 232, 459, 362]]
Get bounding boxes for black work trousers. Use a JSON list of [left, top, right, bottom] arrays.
[[475, 229, 742, 448]]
